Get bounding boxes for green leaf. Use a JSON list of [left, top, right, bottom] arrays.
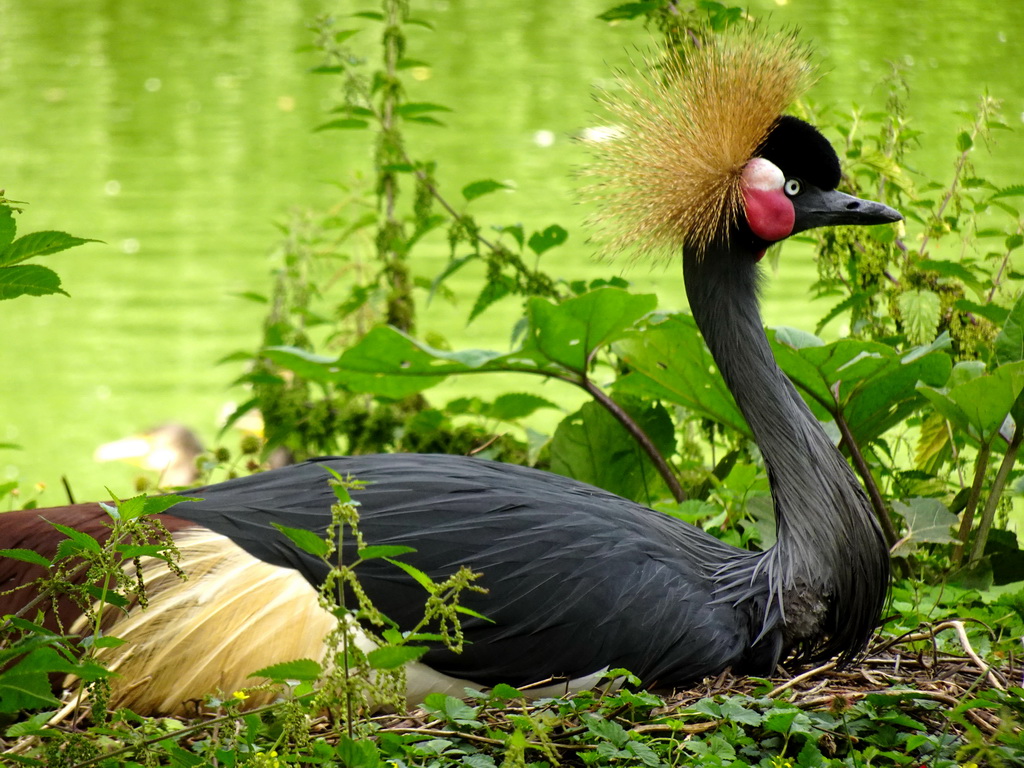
[[335, 735, 381, 768], [396, 102, 451, 116], [467, 275, 512, 323], [625, 740, 661, 767], [489, 683, 523, 700], [357, 545, 416, 560], [461, 179, 510, 202], [616, 313, 749, 436], [995, 293, 1024, 365], [249, 658, 322, 682], [485, 392, 560, 421], [596, 1, 661, 21], [897, 288, 941, 345], [582, 713, 629, 747], [955, 298, 1008, 325], [527, 224, 568, 255], [367, 645, 428, 670], [0, 206, 15, 249], [314, 118, 369, 131], [0, 549, 52, 568], [772, 333, 951, 447], [0, 264, 66, 299], [550, 397, 673, 503], [718, 698, 764, 726], [91, 635, 128, 649], [956, 131, 974, 152], [47, 522, 101, 554], [271, 523, 329, 558], [0, 231, 95, 266], [425, 693, 483, 727], [991, 183, 1024, 200], [4, 708, 56, 737], [891, 498, 960, 557], [527, 287, 656, 373], [384, 557, 435, 591], [918, 360, 1024, 442]]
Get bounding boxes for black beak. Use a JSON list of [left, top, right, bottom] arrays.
[[791, 186, 902, 236]]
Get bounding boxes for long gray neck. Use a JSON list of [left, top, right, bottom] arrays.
[[683, 242, 887, 660]]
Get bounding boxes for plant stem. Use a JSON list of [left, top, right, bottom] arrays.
[[986, 219, 1023, 303], [954, 441, 992, 565], [833, 411, 899, 549], [378, 0, 414, 332], [969, 425, 1022, 563]]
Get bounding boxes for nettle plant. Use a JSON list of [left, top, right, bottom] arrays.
[[242, 1, 1023, 590]]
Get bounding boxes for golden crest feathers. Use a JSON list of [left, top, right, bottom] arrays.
[[583, 27, 815, 260]]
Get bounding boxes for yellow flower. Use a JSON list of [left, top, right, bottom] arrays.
[[232, 690, 249, 701]]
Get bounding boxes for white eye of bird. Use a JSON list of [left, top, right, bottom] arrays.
[[784, 178, 802, 197]]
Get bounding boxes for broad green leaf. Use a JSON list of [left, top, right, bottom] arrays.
[[271, 523, 329, 558], [0, 653, 62, 712], [367, 645, 428, 670], [897, 288, 941, 345], [918, 360, 1024, 442], [719, 698, 764, 726], [47, 522, 101, 554], [581, 713, 629, 747], [111, 493, 193, 521], [467, 274, 512, 323], [0, 548, 52, 568], [423, 693, 482, 726], [597, 1, 661, 21], [0, 206, 14, 249], [918, 258, 983, 288], [334, 735, 382, 768], [772, 334, 951, 447], [0, 231, 95, 266], [269, 290, 652, 398], [995, 292, 1024, 364], [550, 398, 673, 503], [616, 312, 749, 436], [772, 325, 824, 350], [4, 709, 56, 737], [891, 498, 959, 557], [486, 392, 560, 421], [461, 179, 509, 201], [527, 288, 656, 373], [955, 298, 1008, 325], [91, 635, 128, 649], [358, 544, 416, 560], [489, 683, 524, 700], [956, 131, 973, 152], [527, 224, 568, 255], [250, 658, 322, 681], [332, 326, 501, 396], [0, 264, 66, 299]]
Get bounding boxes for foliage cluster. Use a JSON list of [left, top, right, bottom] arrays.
[[3, 0, 1024, 765]]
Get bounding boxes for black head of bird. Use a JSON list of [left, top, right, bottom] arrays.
[[0, 28, 899, 715]]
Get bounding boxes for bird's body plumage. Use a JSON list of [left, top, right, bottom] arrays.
[[172, 454, 773, 686]]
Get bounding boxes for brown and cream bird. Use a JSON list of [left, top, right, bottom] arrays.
[[1, 28, 899, 716]]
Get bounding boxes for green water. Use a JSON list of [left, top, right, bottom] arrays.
[[1, 0, 1022, 502]]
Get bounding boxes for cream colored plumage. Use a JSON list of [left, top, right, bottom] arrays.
[[70, 530, 336, 714]]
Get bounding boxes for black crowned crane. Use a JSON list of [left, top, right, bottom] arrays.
[[0, 30, 898, 716]]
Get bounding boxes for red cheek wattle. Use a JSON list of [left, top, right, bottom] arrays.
[[743, 187, 795, 243]]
